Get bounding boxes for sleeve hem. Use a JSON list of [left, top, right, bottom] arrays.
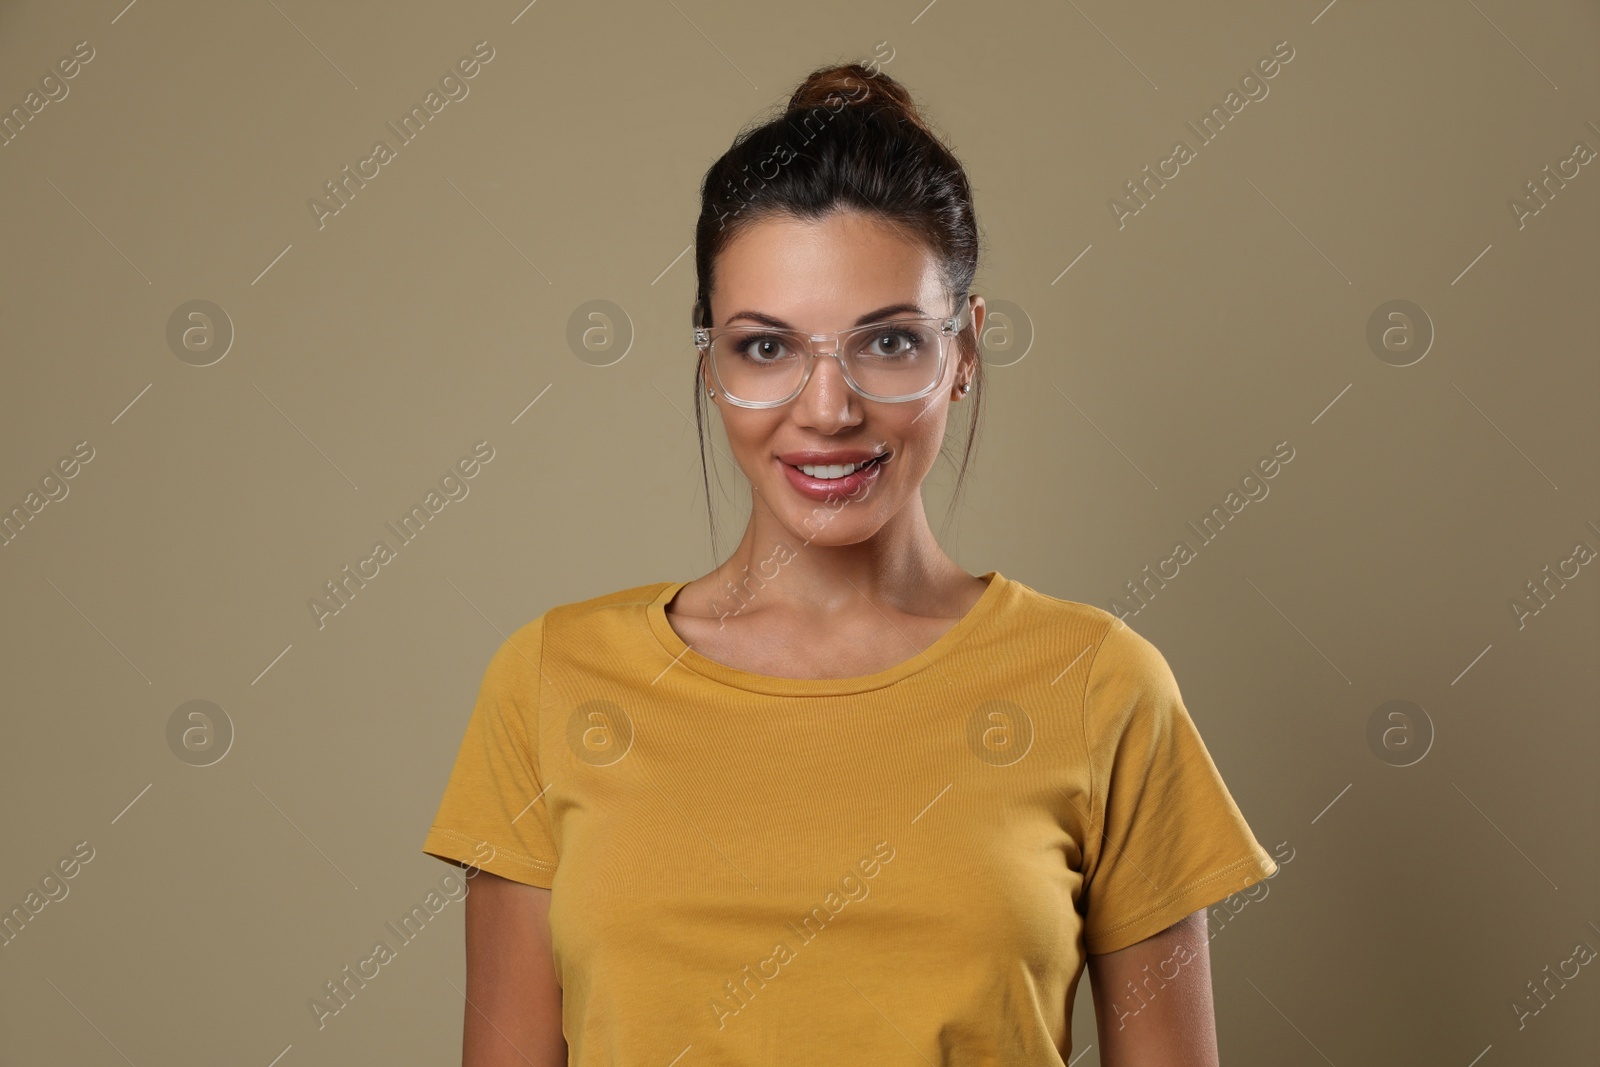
[[1084, 848, 1277, 956], [422, 826, 556, 890]]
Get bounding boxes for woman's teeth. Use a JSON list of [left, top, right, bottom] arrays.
[[796, 456, 884, 480]]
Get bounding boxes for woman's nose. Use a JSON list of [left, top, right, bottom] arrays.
[[792, 349, 860, 421]]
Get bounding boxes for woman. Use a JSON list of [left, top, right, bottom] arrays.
[[423, 61, 1278, 1066]]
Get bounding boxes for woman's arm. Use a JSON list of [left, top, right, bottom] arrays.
[[462, 869, 566, 1066], [1086, 909, 1219, 1067]]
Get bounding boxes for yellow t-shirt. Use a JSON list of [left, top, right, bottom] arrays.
[[422, 571, 1277, 1064]]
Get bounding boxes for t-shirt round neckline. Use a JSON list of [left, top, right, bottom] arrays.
[[646, 570, 1008, 697]]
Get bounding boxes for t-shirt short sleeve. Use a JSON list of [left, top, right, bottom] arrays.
[[421, 616, 559, 889], [1078, 617, 1277, 955]]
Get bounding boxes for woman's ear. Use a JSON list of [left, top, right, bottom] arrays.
[[967, 294, 986, 356], [699, 354, 716, 399], [953, 294, 984, 398]]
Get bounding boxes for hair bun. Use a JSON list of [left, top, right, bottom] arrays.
[[785, 63, 935, 139]]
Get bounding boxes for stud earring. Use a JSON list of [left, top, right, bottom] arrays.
[[707, 387, 716, 398], [960, 382, 971, 394]]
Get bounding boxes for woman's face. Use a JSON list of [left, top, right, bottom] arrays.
[[702, 209, 982, 546]]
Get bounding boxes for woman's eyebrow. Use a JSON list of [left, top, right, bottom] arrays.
[[723, 303, 929, 329]]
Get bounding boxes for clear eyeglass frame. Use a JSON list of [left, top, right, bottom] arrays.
[[693, 296, 971, 408]]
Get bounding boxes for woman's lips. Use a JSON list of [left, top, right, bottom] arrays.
[[778, 452, 890, 501]]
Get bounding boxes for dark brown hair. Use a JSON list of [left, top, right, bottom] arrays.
[[690, 61, 985, 553]]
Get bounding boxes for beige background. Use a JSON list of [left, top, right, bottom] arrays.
[[2, 0, 1596, 1063]]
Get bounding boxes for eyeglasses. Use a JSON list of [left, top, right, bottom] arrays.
[[694, 299, 970, 408]]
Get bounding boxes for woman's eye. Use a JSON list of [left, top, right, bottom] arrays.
[[741, 336, 789, 361], [868, 330, 919, 356]]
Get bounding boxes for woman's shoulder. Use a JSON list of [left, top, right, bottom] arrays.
[[546, 579, 672, 616], [479, 580, 673, 677], [999, 575, 1128, 639], [997, 575, 1171, 676], [529, 579, 678, 642]]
